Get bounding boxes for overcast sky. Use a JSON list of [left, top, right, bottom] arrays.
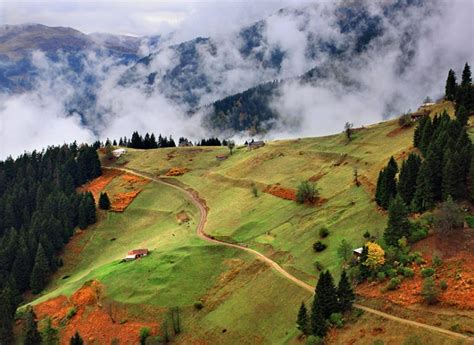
[[0, 0, 303, 39]]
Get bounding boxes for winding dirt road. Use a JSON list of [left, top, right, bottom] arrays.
[[110, 166, 472, 342]]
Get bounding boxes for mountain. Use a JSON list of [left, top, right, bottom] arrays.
[[0, 24, 143, 93], [0, 0, 472, 141]]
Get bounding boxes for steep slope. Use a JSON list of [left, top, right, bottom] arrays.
[[24, 102, 474, 344]]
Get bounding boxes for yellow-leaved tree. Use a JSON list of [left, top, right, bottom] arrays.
[[363, 242, 385, 270]]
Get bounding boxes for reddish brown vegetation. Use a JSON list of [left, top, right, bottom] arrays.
[[165, 167, 189, 176], [77, 169, 122, 202], [263, 184, 296, 201], [357, 230, 474, 309], [34, 281, 158, 344], [110, 174, 150, 212]]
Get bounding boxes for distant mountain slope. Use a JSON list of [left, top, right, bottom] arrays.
[[0, 24, 143, 93]]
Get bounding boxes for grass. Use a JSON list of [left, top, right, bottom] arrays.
[[28, 102, 469, 344]]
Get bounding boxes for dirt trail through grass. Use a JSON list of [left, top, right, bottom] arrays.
[[108, 166, 472, 342]]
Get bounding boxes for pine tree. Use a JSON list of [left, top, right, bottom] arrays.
[[397, 153, 421, 206], [411, 162, 435, 212], [0, 288, 15, 345], [310, 297, 327, 338], [70, 332, 84, 345], [24, 307, 42, 345], [456, 105, 469, 127], [85, 192, 96, 225], [445, 69, 457, 101], [296, 302, 310, 335], [30, 244, 50, 294], [359, 245, 370, 280], [470, 153, 474, 202], [384, 195, 411, 246], [98, 192, 111, 210], [375, 157, 398, 209], [314, 271, 339, 319], [337, 270, 355, 312], [442, 154, 455, 200], [419, 118, 433, 155], [461, 63, 472, 87]]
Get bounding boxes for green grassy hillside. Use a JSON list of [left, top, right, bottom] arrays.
[[26, 102, 472, 344]]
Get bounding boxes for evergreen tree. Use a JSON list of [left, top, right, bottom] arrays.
[[411, 162, 435, 212], [359, 245, 370, 280], [24, 307, 42, 345], [461, 63, 472, 87], [384, 195, 411, 246], [70, 332, 84, 345], [445, 69, 457, 101], [470, 153, 474, 202], [41, 317, 58, 345], [456, 105, 469, 127], [296, 302, 310, 335], [375, 157, 398, 209], [30, 244, 50, 294], [337, 270, 355, 312], [0, 288, 16, 345], [314, 271, 339, 319], [310, 297, 327, 338], [98, 192, 111, 210], [419, 118, 433, 155], [397, 153, 421, 206], [442, 154, 456, 200]]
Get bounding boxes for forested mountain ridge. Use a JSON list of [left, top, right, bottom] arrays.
[[0, 144, 101, 343]]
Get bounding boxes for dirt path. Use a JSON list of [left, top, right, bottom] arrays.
[[109, 167, 472, 342]]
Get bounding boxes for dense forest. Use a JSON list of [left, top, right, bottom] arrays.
[[204, 81, 280, 133], [376, 63, 474, 213], [0, 144, 101, 344]]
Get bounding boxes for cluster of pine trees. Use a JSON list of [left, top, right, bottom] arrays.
[[196, 137, 229, 146], [123, 131, 176, 149], [297, 270, 354, 339], [375, 65, 473, 247], [0, 144, 101, 344]]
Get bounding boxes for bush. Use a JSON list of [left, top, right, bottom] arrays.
[[439, 280, 448, 290], [66, 307, 77, 319], [306, 336, 324, 345], [329, 313, 344, 328], [352, 308, 364, 318], [386, 268, 398, 278], [319, 228, 329, 238], [421, 277, 439, 304], [421, 268, 435, 278], [314, 261, 324, 271], [466, 215, 474, 228], [376, 271, 386, 282], [398, 114, 412, 128], [194, 301, 204, 310], [409, 223, 429, 243], [363, 230, 371, 239], [139, 327, 151, 345], [296, 181, 318, 204], [251, 183, 259, 197], [386, 277, 401, 291], [401, 267, 414, 278], [432, 255, 442, 268], [313, 241, 327, 252]]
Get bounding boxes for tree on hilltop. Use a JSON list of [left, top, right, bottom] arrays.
[[445, 69, 457, 101]]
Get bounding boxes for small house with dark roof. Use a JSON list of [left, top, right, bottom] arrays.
[[247, 140, 265, 150], [124, 248, 149, 261]]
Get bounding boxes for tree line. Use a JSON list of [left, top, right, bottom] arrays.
[[0, 144, 101, 344], [94, 132, 231, 150], [376, 64, 473, 215]]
